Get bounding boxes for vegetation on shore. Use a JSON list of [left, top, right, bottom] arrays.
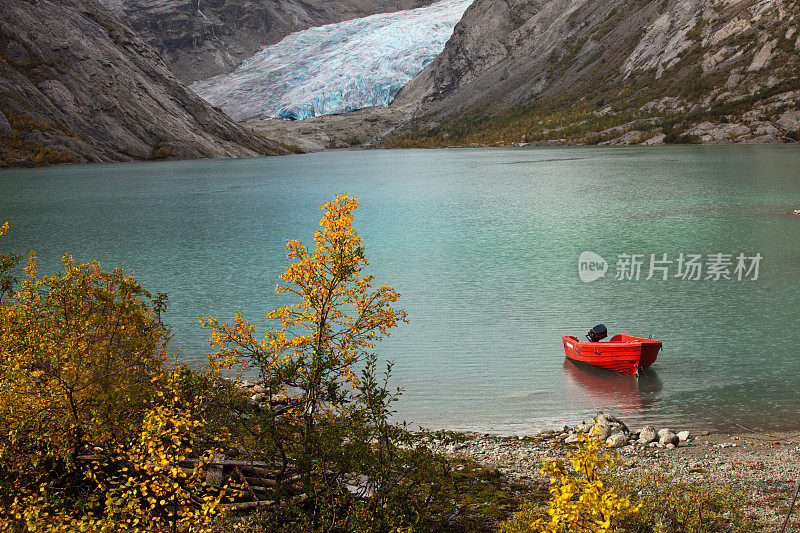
[[383, 68, 800, 149], [0, 108, 74, 168], [0, 206, 763, 531], [499, 432, 640, 533]]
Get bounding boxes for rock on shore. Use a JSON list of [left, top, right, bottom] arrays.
[[553, 412, 692, 449]]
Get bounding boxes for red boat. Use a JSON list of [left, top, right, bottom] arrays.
[[562, 325, 661, 375]]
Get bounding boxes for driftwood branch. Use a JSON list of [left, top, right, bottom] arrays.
[[224, 493, 308, 512], [236, 466, 260, 502], [225, 500, 276, 512], [75, 453, 311, 508]]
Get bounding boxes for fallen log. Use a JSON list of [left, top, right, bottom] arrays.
[[225, 500, 276, 512], [181, 459, 272, 468]]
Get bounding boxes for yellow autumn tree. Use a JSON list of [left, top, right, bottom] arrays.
[[200, 194, 422, 528], [0, 223, 228, 532], [0, 252, 169, 476], [201, 193, 407, 414]]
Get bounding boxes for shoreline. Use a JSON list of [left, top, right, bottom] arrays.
[[238, 379, 800, 527], [238, 377, 800, 439], [2, 134, 798, 171], [416, 416, 800, 529]]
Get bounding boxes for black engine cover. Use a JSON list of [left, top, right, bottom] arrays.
[[586, 324, 607, 342]]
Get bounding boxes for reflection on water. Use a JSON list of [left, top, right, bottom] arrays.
[[562, 359, 663, 416]]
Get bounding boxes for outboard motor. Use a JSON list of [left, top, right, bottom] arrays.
[[586, 324, 607, 342]]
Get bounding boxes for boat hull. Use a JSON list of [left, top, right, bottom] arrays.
[[561, 334, 661, 375]]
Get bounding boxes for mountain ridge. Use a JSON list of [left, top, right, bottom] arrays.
[[387, 0, 800, 146], [100, 0, 438, 83], [3, 0, 798, 167], [0, 0, 295, 168]]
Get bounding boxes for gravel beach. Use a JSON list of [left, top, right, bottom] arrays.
[[418, 414, 800, 530]]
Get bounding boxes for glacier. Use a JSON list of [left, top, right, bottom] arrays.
[[190, 0, 473, 121]]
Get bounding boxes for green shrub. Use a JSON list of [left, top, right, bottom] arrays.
[[151, 135, 171, 160], [612, 470, 757, 532]]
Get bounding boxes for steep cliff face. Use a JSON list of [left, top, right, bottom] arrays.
[[394, 0, 658, 112], [100, 0, 437, 83], [391, 0, 800, 145], [0, 0, 291, 167]]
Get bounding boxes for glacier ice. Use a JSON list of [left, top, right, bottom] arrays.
[[190, 0, 473, 121]]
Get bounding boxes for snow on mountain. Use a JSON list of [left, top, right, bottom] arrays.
[[190, 0, 473, 121]]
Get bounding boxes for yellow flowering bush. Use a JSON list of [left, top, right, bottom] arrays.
[[0, 223, 226, 532], [3, 378, 228, 533], [500, 432, 640, 533]]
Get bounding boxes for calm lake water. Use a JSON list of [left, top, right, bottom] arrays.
[[2, 146, 799, 434]]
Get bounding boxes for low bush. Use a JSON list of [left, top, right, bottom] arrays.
[[0, 252, 169, 484], [0, 225, 226, 532], [498, 433, 639, 533], [500, 430, 756, 533], [612, 471, 755, 533], [4, 380, 228, 533], [151, 136, 171, 160]]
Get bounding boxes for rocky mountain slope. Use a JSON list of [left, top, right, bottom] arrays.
[[100, 0, 437, 83], [389, 0, 800, 146], [0, 0, 293, 168]]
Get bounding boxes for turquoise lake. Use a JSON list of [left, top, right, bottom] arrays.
[[1, 146, 799, 434]]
